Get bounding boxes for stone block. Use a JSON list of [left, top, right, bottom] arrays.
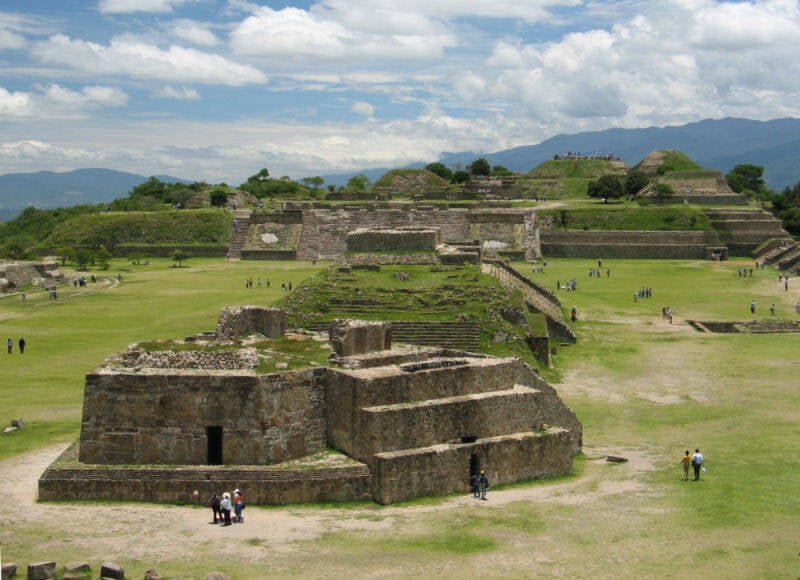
[[100, 562, 124, 579], [2, 563, 17, 578], [26, 561, 55, 580], [216, 306, 286, 339], [329, 319, 392, 356]]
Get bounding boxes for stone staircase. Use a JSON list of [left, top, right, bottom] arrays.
[[326, 354, 582, 503], [308, 320, 480, 351], [226, 210, 252, 260], [704, 208, 789, 256], [0, 261, 58, 291]]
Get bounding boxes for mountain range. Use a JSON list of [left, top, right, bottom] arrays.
[[324, 117, 800, 191], [2, 117, 799, 222]]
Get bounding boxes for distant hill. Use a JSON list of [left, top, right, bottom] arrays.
[[323, 117, 800, 191], [0, 168, 188, 219]]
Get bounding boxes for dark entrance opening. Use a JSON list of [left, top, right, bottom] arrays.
[[470, 453, 480, 476], [207, 426, 223, 465]]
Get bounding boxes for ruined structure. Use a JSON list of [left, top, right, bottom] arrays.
[[0, 260, 63, 293], [40, 311, 581, 506]]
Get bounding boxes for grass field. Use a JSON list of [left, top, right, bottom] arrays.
[[0, 255, 798, 578]]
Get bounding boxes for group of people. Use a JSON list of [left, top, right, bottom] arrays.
[[470, 470, 490, 500], [209, 488, 245, 526], [680, 449, 705, 481], [7, 337, 25, 354]]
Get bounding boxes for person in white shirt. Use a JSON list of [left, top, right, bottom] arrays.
[[691, 449, 704, 481]]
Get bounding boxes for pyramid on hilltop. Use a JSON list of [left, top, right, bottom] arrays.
[[632, 150, 747, 205]]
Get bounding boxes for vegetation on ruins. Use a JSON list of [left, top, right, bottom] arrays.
[[653, 150, 703, 174], [586, 174, 624, 203], [281, 264, 545, 364], [539, 205, 711, 231]]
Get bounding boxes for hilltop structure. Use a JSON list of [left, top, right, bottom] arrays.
[[39, 308, 582, 506]]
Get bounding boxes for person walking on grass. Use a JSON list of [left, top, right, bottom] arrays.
[[681, 450, 691, 481], [691, 449, 704, 481], [18, 337, 25, 354], [478, 470, 489, 500], [7, 337, 12, 354]]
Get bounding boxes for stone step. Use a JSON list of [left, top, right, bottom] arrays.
[[357, 385, 543, 456]]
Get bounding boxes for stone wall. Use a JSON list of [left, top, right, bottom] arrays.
[[215, 306, 286, 339], [345, 227, 441, 252], [286, 206, 539, 261], [371, 428, 575, 504], [78, 367, 325, 465], [540, 230, 719, 259], [40, 446, 372, 504]]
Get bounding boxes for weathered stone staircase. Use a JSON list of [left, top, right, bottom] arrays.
[[309, 320, 480, 351], [226, 209, 251, 260], [704, 208, 789, 256]]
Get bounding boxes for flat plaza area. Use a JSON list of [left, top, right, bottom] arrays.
[[0, 256, 797, 578]]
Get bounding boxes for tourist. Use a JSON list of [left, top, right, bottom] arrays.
[[750, 299, 756, 314], [233, 488, 245, 523], [770, 304, 776, 316], [666, 307, 673, 324], [571, 307, 577, 322], [7, 337, 12, 354], [795, 301, 800, 315], [220, 492, 232, 525], [691, 449, 704, 481], [21, 292, 26, 303], [209, 492, 221, 524], [785, 278, 789, 292], [470, 472, 481, 498], [681, 450, 691, 481], [478, 470, 489, 500], [18, 337, 25, 354], [257, 277, 262, 288]]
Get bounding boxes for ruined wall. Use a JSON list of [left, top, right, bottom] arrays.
[[346, 227, 441, 252], [540, 230, 718, 259], [78, 367, 325, 465], [293, 206, 539, 261], [329, 319, 392, 356], [371, 428, 575, 504], [215, 306, 286, 340]]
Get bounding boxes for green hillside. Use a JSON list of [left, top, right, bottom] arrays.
[[518, 159, 629, 199]]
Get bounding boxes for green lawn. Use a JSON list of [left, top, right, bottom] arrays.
[[1, 255, 798, 577]]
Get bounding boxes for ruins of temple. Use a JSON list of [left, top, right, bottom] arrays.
[[39, 309, 582, 506], [0, 260, 62, 293]]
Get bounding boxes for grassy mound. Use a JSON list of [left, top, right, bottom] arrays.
[[40, 208, 230, 253], [281, 263, 544, 361], [373, 169, 451, 193], [518, 159, 628, 199]]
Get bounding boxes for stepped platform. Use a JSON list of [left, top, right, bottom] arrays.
[[540, 230, 719, 259], [40, 445, 372, 504], [704, 208, 789, 255], [225, 210, 251, 260]]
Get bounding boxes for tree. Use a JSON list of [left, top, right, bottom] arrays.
[[346, 174, 371, 191], [469, 157, 491, 176], [726, 164, 767, 198], [210, 189, 228, 207], [425, 162, 453, 181], [74, 248, 93, 270], [128, 252, 149, 265], [301, 176, 324, 190], [491, 165, 514, 176], [624, 170, 650, 199], [94, 245, 113, 270], [451, 170, 470, 184], [55, 246, 75, 266], [171, 250, 190, 268], [653, 183, 675, 205], [587, 174, 624, 203]]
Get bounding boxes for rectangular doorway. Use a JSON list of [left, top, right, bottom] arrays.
[[206, 426, 223, 465]]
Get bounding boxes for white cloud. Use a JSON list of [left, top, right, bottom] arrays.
[[0, 87, 34, 117], [98, 0, 194, 14], [230, 5, 456, 60], [170, 19, 220, 46], [32, 34, 267, 86], [351, 101, 374, 117], [0, 84, 128, 120], [156, 85, 201, 100]]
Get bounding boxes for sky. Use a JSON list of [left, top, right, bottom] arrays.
[[1, 0, 800, 185]]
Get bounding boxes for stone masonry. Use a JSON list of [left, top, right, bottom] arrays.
[[42, 309, 581, 505]]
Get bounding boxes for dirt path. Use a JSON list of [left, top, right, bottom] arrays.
[[0, 440, 655, 565]]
